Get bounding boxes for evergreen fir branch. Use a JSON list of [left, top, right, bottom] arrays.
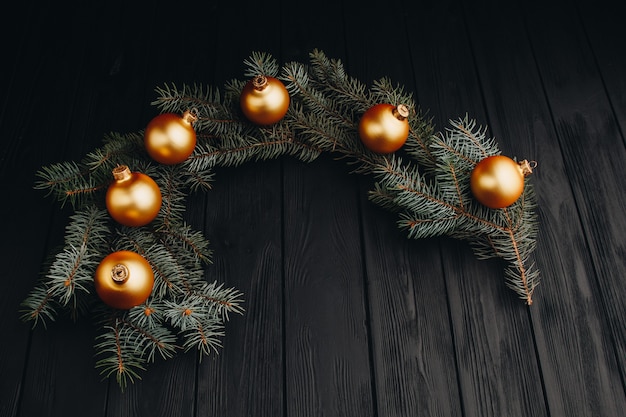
[[163, 295, 211, 332], [403, 111, 438, 170], [243, 51, 280, 78], [94, 319, 146, 390], [358, 115, 538, 303], [430, 116, 499, 173], [34, 161, 100, 208], [127, 299, 167, 329], [182, 167, 215, 192], [20, 284, 58, 328], [65, 205, 111, 250], [130, 50, 541, 307], [115, 228, 185, 298], [224, 78, 247, 106], [119, 314, 179, 363], [94, 315, 178, 390], [132, 323, 179, 364], [499, 222, 539, 304], [181, 317, 225, 356], [432, 160, 472, 209], [193, 281, 245, 320], [183, 127, 316, 172], [370, 77, 416, 111], [159, 222, 213, 266], [161, 294, 226, 355], [283, 59, 365, 131], [371, 155, 454, 217], [288, 104, 354, 154], [287, 101, 393, 178], [153, 165, 188, 231], [45, 243, 93, 307], [368, 183, 403, 213], [152, 82, 223, 118], [398, 211, 462, 239], [505, 261, 540, 303], [25, 48, 543, 390], [305, 49, 370, 112], [162, 283, 243, 355], [21, 206, 110, 324], [84, 131, 145, 172]]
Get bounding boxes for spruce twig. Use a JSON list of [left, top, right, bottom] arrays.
[[153, 49, 540, 304], [24, 48, 540, 390]]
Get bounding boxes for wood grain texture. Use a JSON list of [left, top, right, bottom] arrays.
[[282, 155, 374, 417], [463, 1, 626, 416], [279, 3, 376, 417], [0, 1, 624, 416], [342, 2, 465, 416], [5, 5, 114, 416], [196, 2, 286, 416], [577, 0, 626, 145], [405, 2, 547, 416], [0, 5, 55, 407]]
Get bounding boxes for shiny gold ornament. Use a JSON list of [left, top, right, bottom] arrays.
[[470, 155, 534, 209], [240, 75, 290, 125], [144, 110, 197, 164], [94, 250, 154, 309], [358, 103, 410, 154], [105, 165, 162, 227]]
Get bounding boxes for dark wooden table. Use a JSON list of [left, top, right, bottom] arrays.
[[1, 1, 624, 416]]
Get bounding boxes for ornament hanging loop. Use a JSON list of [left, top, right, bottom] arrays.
[[518, 159, 536, 177], [182, 109, 198, 125], [393, 104, 410, 121], [252, 75, 268, 90], [112, 165, 131, 181], [111, 263, 130, 283]]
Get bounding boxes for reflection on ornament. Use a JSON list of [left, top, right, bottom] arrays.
[[144, 110, 197, 164], [470, 155, 534, 209], [94, 250, 154, 309], [240, 75, 290, 125], [106, 165, 162, 226], [358, 103, 409, 153]]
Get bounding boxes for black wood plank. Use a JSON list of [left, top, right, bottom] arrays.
[[1, 2, 624, 416], [6, 4, 121, 416], [280, 2, 375, 416], [574, 0, 626, 379], [403, 1, 547, 416], [282, 155, 375, 416], [0, 6, 52, 415], [195, 159, 284, 416], [576, 0, 626, 148], [193, 2, 285, 416], [8, 8, 129, 415], [341, 1, 465, 416], [102, 3, 210, 416], [520, 0, 626, 411], [464, 0, 626, 415], [9, 3, 205, 416]]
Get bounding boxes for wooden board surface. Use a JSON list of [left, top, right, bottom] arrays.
[[0, 1, 624, 416]]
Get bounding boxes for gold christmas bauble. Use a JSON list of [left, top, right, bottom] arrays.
[[240, 75, 290, 125], [358, 103, 409, 154], [470, 155, 532, 209], [144, 111, 197, 165], [94, 250, 154, 310], [106, 165, 162, 227]]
